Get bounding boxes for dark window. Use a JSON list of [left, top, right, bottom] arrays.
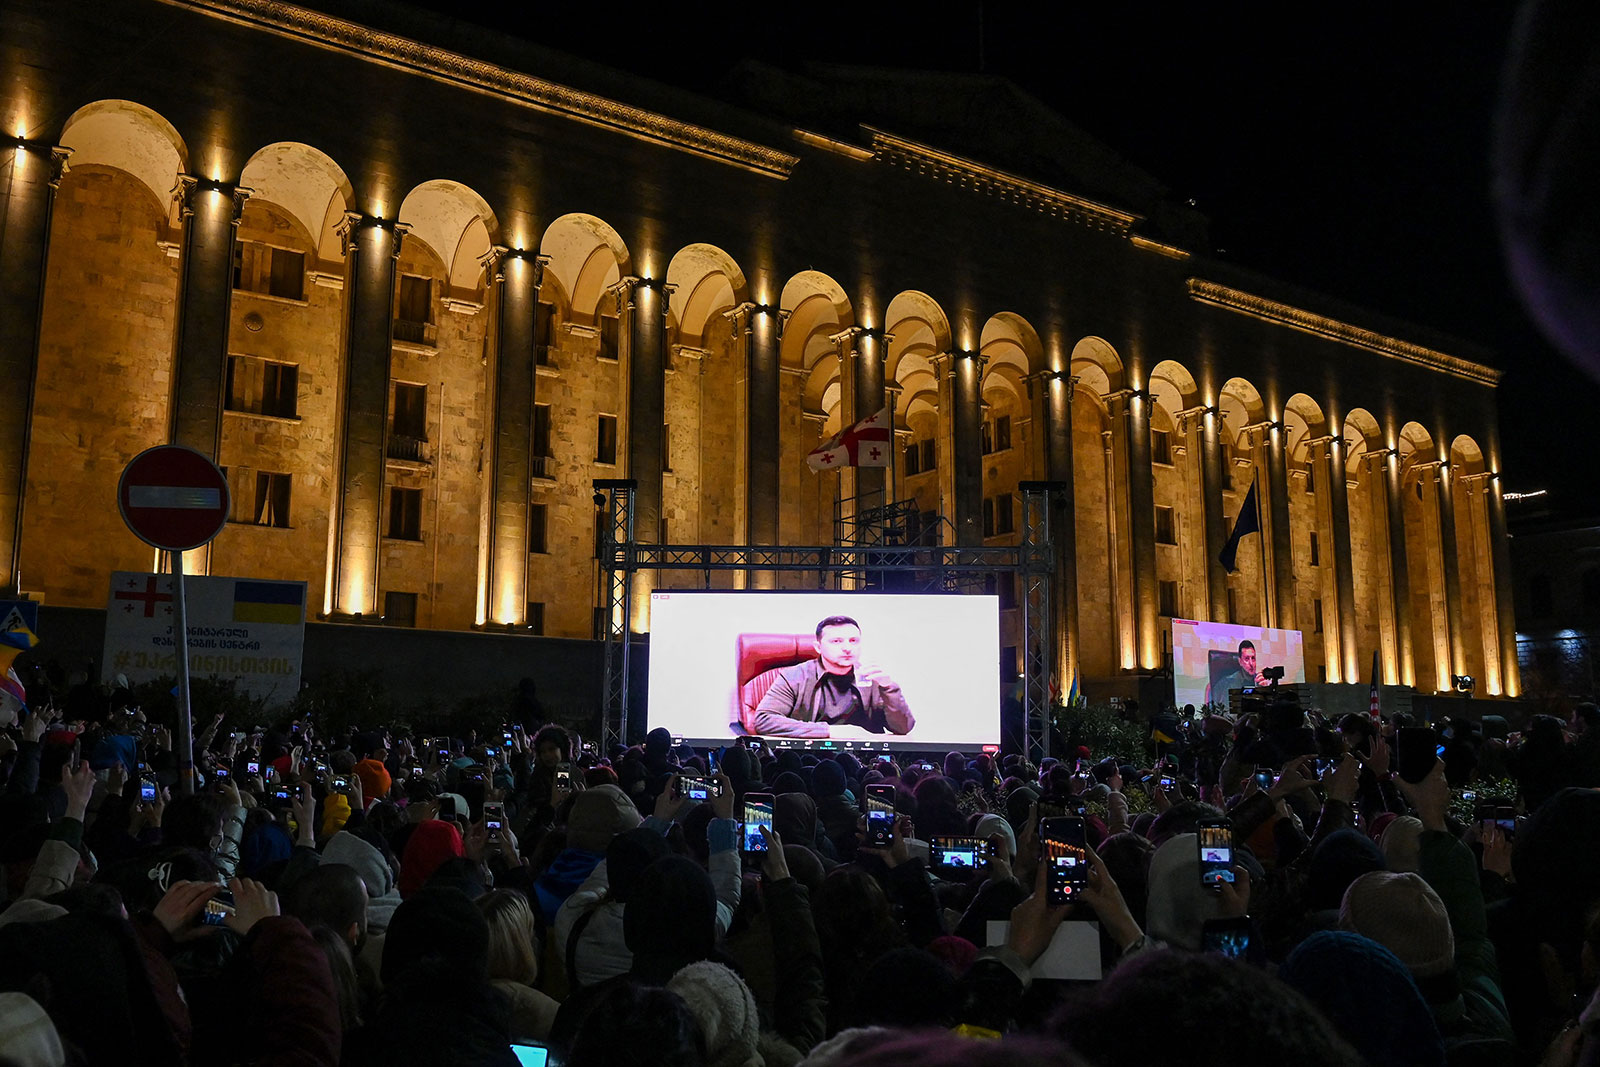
[[662, 423, 672, 473], [1000, 645, 1019, 682], [981, 421, 992, 455], [1318, 664, 1328, 683], [526, 601, 545, 635], [594, 509, 607, 559], [981, 416, 1012, 454], [997, 573, 1018, 611], [1159, 580, 1179, 617], [391, 382, 427, 439], [598, 314, 619, 361], [1151, 428, 1172, 465], [397, 275, 431, 324], [387, 487, 423, 541], [225, 356, 298, 418], [659, 515, 669, 545], [1156, 505, 1176, 545], [532, 404, 552, 478], [592, 606, 609, 639], [920, 439, 936, 471], [534, 301, 555, 365], [904, 442, 921, 476], [1313, 599, 1324, 634], [530, 503, 548, 554], [596, 415, 617, 465], [984, 494, 1014, 537], [383, 591, 417, 628], [1309, 531, 1321, 566], [233, 242, 304, 300], [1306, 464, 1317, 494], [1530, 575, 1554, 619], [224, 467, 291, 528]]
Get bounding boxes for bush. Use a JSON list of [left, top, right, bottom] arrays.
[[1051, 703, 1152, 764]]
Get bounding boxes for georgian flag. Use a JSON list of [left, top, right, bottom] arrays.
[[806, 405, 893, 471]]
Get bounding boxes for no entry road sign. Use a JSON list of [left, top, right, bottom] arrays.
[[117, 445, 231, 552]]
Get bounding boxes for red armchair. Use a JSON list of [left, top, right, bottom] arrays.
[[735, 632, 818, 734]]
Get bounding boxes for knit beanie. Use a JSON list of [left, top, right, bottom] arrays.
[[324, 830, 402, 931], [972, 813, 1016, 860], [354, 758, 392, 802], [812, 759, 847, 798], [567, 784, 643, 853], [1338, 871, 1455, 978], [0, 991, 65, 1067], [1144, 833, 1224, 950], [771, 772, 806, 796], [1379, 816, 1425, 874], [381, 886, 490, 989], [625, 856, 716, 984], [398, 819, 464, 900], [1279, 931, 1445, 1067], [1306, 828, 1386, 911], [667, 961, 763, 1067], [321, 792, 352, 838], [606, 827, 672, 905]]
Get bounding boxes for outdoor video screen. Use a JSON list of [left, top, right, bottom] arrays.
[[647, 591, 1001, 751], [1171, 618, 1306, 709]]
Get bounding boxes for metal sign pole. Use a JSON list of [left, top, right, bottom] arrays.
[[171, 554, 195, 796]]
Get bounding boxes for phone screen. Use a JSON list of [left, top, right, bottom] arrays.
[[1041, 817, 1087, 905], [1197, 821, 1235, 889], [1253, 768, 1273, 790], [931, 836, 989, 869], [509, 1043, 549, 1067], [1202, 917, 1253, 959], [140, 780, 158, 801], [681, 776, 711, 802], [866, 784, 896, 848], [554, 765, 574, 790], [742, 794, 774, 852], [1396, 728, 1437, 784]]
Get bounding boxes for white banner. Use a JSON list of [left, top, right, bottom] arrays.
[[102, 571, 307, 706]]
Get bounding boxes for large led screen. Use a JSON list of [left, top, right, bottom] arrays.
[[647, 591, 1001, 751], [1171, 618, 1306, 709]]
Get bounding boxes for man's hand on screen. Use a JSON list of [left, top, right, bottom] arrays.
[[857, 664, 897, 690]]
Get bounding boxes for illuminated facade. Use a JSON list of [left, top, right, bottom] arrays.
[[0, 0, 1519, 698]]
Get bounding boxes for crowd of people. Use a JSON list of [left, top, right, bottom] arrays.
[[2, 682, 1600, 1066]]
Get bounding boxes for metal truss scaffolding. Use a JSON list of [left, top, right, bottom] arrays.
[[594, 479, 1063, 757]]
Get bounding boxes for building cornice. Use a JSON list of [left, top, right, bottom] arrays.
[[1186, 279, 1502, 386], [865, 127, 1141, 235], [160, 0, 800, 178]]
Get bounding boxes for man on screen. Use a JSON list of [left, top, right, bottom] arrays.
[[749, 615, 916, 739], [1208, 639, 1266, 703]]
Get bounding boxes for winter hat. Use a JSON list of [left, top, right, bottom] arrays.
[[381, 886, 490, 989], [667, 961, 763, 1067], [625, 856, 717, 984], [1307, 828, 1386, 911], [240, 823, 293, 878], [812, 759, 847, 798], [1083, 783, 1112, 805], [568, 785, 643, 853], [607, 827, 672, 905], [771, 772, 806, 796], [353, 758, 392, 802], [0, 991, 65, 1067], [1368, 811, 1399, 843], [1379, 816, 1425, 874], [924, 935, 979, 977], [398, 819, 464, 899], [1338, 871, 1455, 978], [1279, 931, 1445, 1067], [781, 844, 826, 891], [324, 830, 403, 931], [1144, 833, 1224, 950], [972, 813, 1016, 860], [0, 901, 66, 930], [775, 793, 820, 848]]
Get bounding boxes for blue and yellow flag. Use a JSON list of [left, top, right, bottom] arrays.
[[232, 580, 304, 625], [0, 621, 38, 676]]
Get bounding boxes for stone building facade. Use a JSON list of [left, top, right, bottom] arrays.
[[0, 0, 1519, 700]]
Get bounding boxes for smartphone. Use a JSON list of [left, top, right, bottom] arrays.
[[485, 801, 505, 835], [1252, 767, 1274, 791], [273, 788, 292, 803], [866, 783, 897, 848], [1040, 816, 1088, 905], [1158, 773, 1177, 790], [245, 760, 261, 776], [513, 724, 524, 733], [329, 776, 348, 792], [1036, 795, 1085, 821], [139, 778, 158, 802], [1396, 727, 1437, 784], [1197, 818, 1235, 890], [509, 1042, 549, 1067], [200, 888, 235, 927], [1201, 916, 1253, 959], [930, 835, 993, 870], [678, 774, 717, 802], [554, 763, 575, 790], [437, 796, 457, 820], [214, 767, 230, 780], [437, 747, 452, 764], [742, 793, 774, 854]]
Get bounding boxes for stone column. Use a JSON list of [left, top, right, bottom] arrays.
[[741, 304, 781, 564], [0, 141, 67, 594], [169, 176, 249, 458], [853, 328, 888, 504], [1381, 450, 1415, 686], [950, 351, 985, 547], [1486, 475, 1521, 696], [485, 249, 543, 626], [1198, 406, 1229, 621], [623, 277, 668, 625], [1325, 433, 1360, 682], [1266, 421, 1295, 630], [329, 213, 405, 618], [1435, 465, 1467, 679], [1124, 389, 1159, 669], [1033, 371, 1080, 694]]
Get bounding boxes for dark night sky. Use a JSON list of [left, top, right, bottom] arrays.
[[409, 2, 1596, 519]]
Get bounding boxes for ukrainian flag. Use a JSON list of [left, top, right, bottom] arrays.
[[233, 581, 304, 625], [0, 621, 38, 675]]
